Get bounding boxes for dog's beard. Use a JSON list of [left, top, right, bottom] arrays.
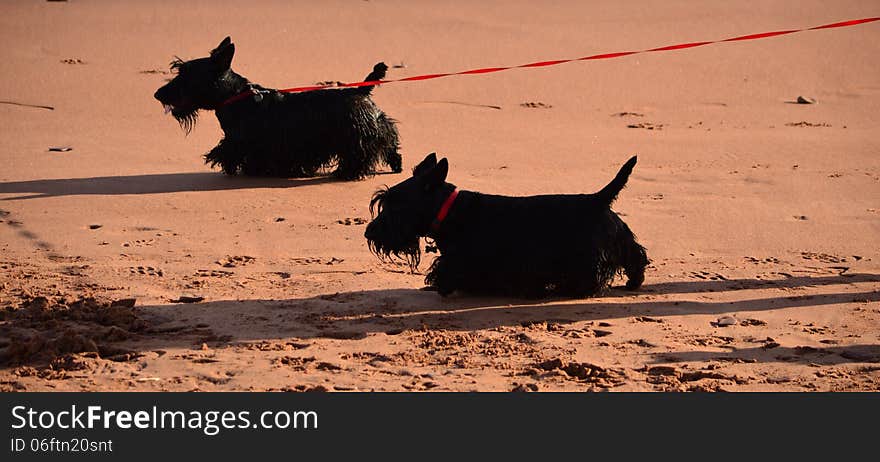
[[171, 107, 199, 135], [367, 234, 421, 272], [367, 188, 423, 271]]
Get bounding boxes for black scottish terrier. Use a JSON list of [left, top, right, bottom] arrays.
[[365, 153, 649, 298], [154, 37, 402, 179]]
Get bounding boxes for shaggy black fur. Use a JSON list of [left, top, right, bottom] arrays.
[[154, 37, 401, 179], [365, 153, 649, 298]]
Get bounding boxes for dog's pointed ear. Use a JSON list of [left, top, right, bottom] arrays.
[[210, 37, 234, 70], [412, 152, 438, 177], [212, 37, 232, 52], [424, 158, 449, 190]]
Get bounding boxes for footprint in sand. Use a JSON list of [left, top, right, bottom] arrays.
[[634, 316, 663, 323], [744, 256, 781, 264], [292, 257, 343, 266], [196, 269, 233, 278], [688, 271, 727, 281], [802, 324, 832, 335], [292, 257, 323, 265], [801, 252, 846, 264], [198, 375, 232, 385], [276, 356, 317, 371], [511, 383, 540, 392], [684, 335, 734, 347], [129, 266, 164, 277], [216, 255, 255, 268], [627, 122, 663, 130], [520, 102, 553, 109], [122, 239, 156, 248], [336, 217, 367, 226]]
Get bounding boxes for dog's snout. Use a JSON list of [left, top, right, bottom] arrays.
[[154, 83, 175, 103]]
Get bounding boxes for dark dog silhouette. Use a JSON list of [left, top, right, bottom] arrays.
[[365, 153, 648, 297], [154, 37, 401, 179]]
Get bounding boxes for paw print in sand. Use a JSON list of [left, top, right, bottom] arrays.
[[216, 256, 256, 268], [337, 217, 367, 226], [129, 266, 164, 277]]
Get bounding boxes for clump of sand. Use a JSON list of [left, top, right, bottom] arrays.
[[0, 296, 147, 367]]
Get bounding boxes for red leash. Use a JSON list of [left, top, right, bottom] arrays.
[[220, 16, 879, 106]]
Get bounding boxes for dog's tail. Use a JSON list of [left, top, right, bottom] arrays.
[[596, 156, 637, 205], [355, 62, 389, 94]]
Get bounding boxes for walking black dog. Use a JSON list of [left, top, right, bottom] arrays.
[[365, 153, 648, 298], [154, 37, 401, 179]]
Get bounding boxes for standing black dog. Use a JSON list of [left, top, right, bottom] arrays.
[[154, 37, 401, 179], [365, 153, 648, 297]]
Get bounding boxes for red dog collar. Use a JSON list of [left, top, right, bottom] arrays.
[[220, 89, 255, 107], [430, 189, 459, 232]]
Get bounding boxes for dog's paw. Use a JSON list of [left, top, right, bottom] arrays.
[[436, 287, 455, 297]]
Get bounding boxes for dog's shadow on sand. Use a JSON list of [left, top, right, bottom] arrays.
[[647, 344, 880, 367], [0, 172, 341, 200], [133, 272, 880, 365]]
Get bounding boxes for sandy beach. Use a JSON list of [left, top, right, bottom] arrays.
[[1, 0, 878, 391]]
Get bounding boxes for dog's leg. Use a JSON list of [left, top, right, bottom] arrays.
[[384, 148, 402, 174], [378, 115, 402, 173], [496, 265, 551, 298], [204, 139, 244, 175], [382, 143, 402, 173], [623, 241, 648, 290], [605, 213, 647, 291], [424, 256, 458, 296], [333, 138, 372, 180], [556, 264, 603, 298]]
